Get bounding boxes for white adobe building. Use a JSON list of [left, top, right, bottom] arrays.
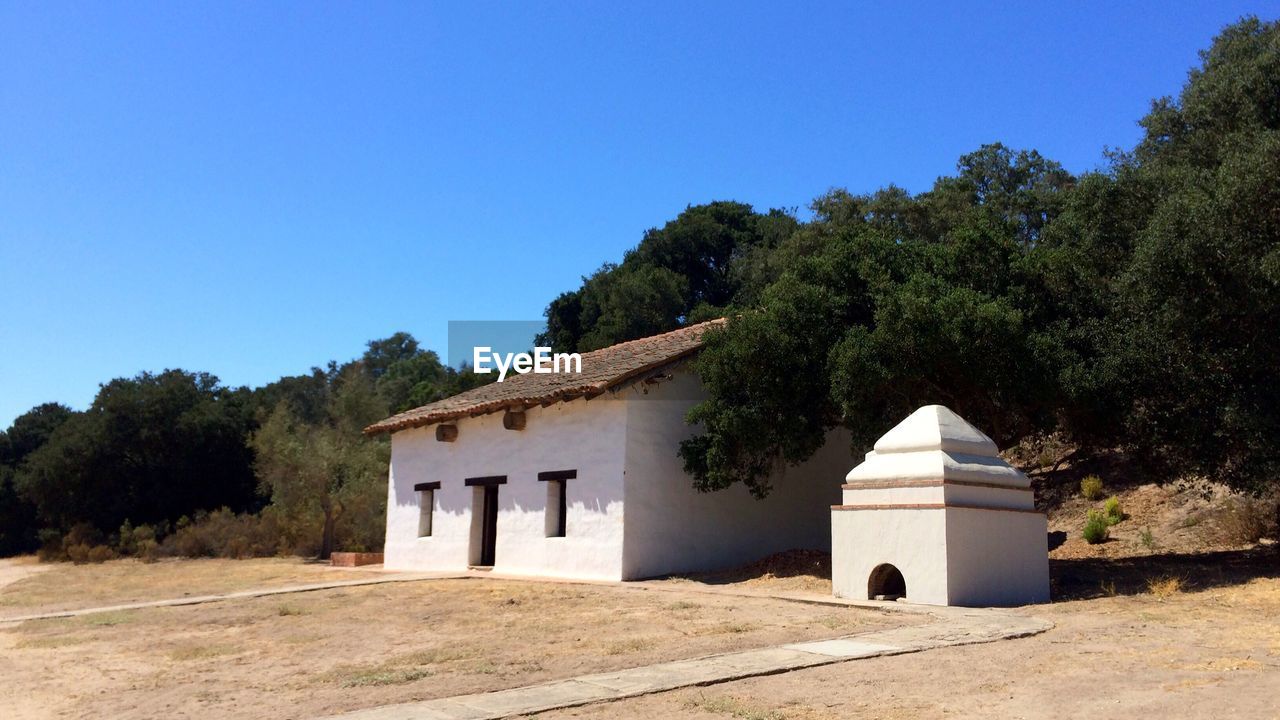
[[366, 320, 850, 581], [831, 405, 1050, 606]]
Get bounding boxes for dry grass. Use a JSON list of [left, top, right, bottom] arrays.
[[0, 572, 908, 719], [0, 557, 370, 616], [1146, 575, 1184, 599], [685, 694, 788, 720], [169, 643, 242, 661], [605, 637, 658, 655], [341, 667, 435, 687]]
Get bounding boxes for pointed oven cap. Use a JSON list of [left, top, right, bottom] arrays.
[[872, 405, 1000, 457]]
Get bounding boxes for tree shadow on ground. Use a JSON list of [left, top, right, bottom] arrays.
[[1028, 448, 1169, 512], [1051, 545, 1279, 601], [673, 549, 832, 586], [671, 547, 1279, 604]]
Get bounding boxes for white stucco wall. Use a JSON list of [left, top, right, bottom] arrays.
[[620, 367, 849, 580], [383, 394, 628, 580], [831, 507, 1049, 606], [831, 508, 951, 605], [944, 508, 1050, 606]]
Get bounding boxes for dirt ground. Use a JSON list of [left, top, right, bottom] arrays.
[[3, 480, 1276, 720], [539, 548, 1280, 720], [0, 563, 907, 720], [529, 476, 1280, 720], [1046, 481, 1265, 561], [0, 556, 52, 592]]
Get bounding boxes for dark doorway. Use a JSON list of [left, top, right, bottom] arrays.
[[465, 476, 506, 568], [478, 485, 498, 567], [868, 563, 906, 600]]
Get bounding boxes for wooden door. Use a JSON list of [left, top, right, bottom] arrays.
[[479, 485, 498, 566]]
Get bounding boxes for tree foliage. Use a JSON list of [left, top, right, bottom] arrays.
[[0, 404, 72, 555], [14, 372, 259, 534], [1095, 17, 1280, 489], [680, 147, 1071, 496], [251, 366, 389, 558], [539, 201, 799, 351]]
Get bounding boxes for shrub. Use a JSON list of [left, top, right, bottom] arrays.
[[86, 544, 115, 563], [36, 528, 65, 561], [1139, 526, 1156, 550], [136, 537, 160, 563], [1210, 495, 1279, 545], [65, 543, 92, 563], [1083, 510, 1110, 544], [115, 520, 160, 556], [63, 523, 103, 548], [1104, 496, 1124, 525], [158, 508, 281, 559], [1080, 475, 1104, 501], [116, 520, 135, 554], [62, 523, 106, 563]]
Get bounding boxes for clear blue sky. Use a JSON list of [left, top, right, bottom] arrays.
[[1, 2, 1275, 427]]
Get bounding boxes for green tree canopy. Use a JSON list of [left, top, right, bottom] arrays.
[[15, 371, 258, 533], [0, 403, 74, 554], [251, 364, 390, 558], [539, 201, 799, 351], [681, 145, 1072, 496]]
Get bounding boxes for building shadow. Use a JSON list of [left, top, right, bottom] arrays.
[[1051, 545, 1279, 601]]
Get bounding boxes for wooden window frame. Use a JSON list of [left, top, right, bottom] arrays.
[[538, 470, 575, 538], [414, 481, 439, 538]]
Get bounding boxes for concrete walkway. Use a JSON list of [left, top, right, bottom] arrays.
[[325, 597, 1051, 720], [0, 572, 464, 623]]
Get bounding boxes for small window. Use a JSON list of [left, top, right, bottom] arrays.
[[415, 481, 439, 538], [538, 470, 575, 538], [545, 481, 566, 537], [418, 490, 434, 537]]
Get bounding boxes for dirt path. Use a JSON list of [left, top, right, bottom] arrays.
[[0, 572, 457, 623], [0, 557, 377, 616], [0, 558, 51, 591]]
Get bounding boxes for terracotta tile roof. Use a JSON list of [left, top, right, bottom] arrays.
[[364, 319, 726, 435]]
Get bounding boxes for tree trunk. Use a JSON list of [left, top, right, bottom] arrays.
[[319, 509, 336, 560]]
